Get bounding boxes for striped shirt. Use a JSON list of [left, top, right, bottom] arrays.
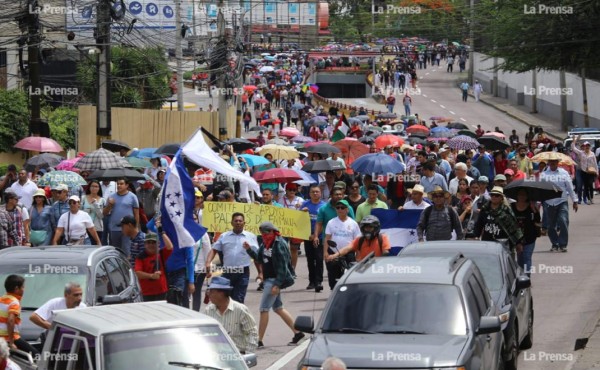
[[571, 143, 599, 173], [0, 293, 22, 340], [204, 299, 258, 353]]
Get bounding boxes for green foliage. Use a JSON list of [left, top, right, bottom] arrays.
[[77, 46, 172, 109], [42, 106, 77, 151], [0, 164, 19, 176], [0, 89, 29, 153]]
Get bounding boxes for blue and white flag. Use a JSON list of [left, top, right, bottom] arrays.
[[371, 209, 423, 255], [160, 152, 207, 249]]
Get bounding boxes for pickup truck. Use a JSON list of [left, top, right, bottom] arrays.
[[10, 301, 257, 370]]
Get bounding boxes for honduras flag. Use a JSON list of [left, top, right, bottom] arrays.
[[160, 151, 207, 249], [371, 209, 423, 256]]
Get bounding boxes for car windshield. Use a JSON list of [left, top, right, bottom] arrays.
[[103, 326, 246, 370], [0, 264, 87, 309], [321, 283, 467, 335], [462, 254, 503, 292]]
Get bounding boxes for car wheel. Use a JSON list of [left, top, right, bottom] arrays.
[[520, 304, 534, 350], [504, 322, 518, 370]]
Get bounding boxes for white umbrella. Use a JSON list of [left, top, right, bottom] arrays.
[[259, 66, 275, 73]]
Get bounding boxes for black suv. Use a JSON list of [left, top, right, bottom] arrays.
[[400, 241, 533, 370], [295, 253, 504, 370], [0, 245, 142, 346]]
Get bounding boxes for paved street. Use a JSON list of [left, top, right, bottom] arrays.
[[227, 66, 600, 370]]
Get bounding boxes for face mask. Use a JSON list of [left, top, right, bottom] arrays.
[[262, 233, 276, 248]]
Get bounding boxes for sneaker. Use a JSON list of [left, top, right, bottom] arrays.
[[258, 341, 264, 348], [306, 284, 315, 290], [550, 246, 559, 252], [315, 284, 323, 293], [560, 247, 568, 253], [288, 332, 305, 345], [257, 282, 264, 291]]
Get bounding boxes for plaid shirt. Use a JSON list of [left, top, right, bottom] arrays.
[[0, 207, 19, 247]]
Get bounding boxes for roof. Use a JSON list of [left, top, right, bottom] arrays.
[[401, 241, 505, 256], [0, 246, 114, 266], [52, 302, 220, 336], [343, 254, 468, 285]]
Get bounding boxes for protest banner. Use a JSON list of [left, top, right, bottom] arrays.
[[202, 202, 311, 239]]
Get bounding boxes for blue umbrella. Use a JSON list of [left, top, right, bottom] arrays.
[[129, 148, 157, 158], [292, 103, 305, 109], [239, 154, 270, 167], [264, 56, 276, 61], [351, 153, 406, 175], [430, 126, 450, 133], [292, 169, 317, 186]]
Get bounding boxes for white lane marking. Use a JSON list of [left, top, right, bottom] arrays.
[[264, 340, 310, 370], [449, 111, 455, 115], [422, 94, 427, 97], [431, 99, 436, 103], [471, 124, 478, 129], [460, 118, 467, 122], [433, 70, 437, 72], [425, 73, 430, 75], [440, 105, 446, 109]]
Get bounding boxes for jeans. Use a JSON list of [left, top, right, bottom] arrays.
[[462, 90, 468, 102], [259, 278, 284, 312], [576, 169, 584, 203], [387, 104, 394, 113], [517, 242, 536, 276], [304, 239, 323, 286], [183, 272, 207, 311], [110, 231, 131, 257], [404, 104, 411, 116], [543, 201, 570, 248], [101, 216, 110, 244], [223, 267, 250, 304], [166, 268, 187, 307]]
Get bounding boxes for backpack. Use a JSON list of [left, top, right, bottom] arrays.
[[421, 205, 461, 238]]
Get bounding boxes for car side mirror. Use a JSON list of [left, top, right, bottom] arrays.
[[242, 353, 257, 368], [476, 316, 501, 335], [516, 275, 531, 291], [98, 294, 125, 305], [294, 315, 314, 334]]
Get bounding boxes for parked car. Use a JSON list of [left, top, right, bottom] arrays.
[[10, 301, 257, 370], [0, 245, 142, 347], [295, 252, 504, 369], [400, 241, 534, 370]]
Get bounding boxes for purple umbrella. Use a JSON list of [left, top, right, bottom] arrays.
[[292, 135, 315, 143]]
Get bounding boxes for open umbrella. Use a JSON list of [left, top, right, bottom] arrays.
[[124, 157, 152, 168], [37, 171, 87, 188], [347, 117, 363, 126], [261, 119, 281, 126], [267, 138, 289, 145], [255, 98, 269, 104], [305, 143, 340, 155], [74, 148, 132, 171], [259, 66, 275, 73], [333, 138, 369, 163], [254, 168, 301, 183], [292, 169, 317, 186], [243, 85, 258, 91], [374, 134, 404, 149], [302, 160, 346, 173], [376, 112, 397, 119], [14, 136, 63, 153], [129, 148, 157, 158], [477, 136, 510, 151], [447, 122, 469, 130], [88, 168, 146, 182], [457, 130, 478, 138], [280, 127, 300, 138], [503, 179, 563, 202], [239, 154, 270, 167], [446, 135, 480, 151], [406, 125, 430, 135], [531, 151, 575, 165], [408, 136, 428, 145], [257, 144, 299, 160], [56, 157, 81, 172], [291, 136, 315, 144], [155, 143, 181, 156], [359, 136, 375, 145], [249, 126, 267, 132], [224, 138, 256, 152], [308, 116, 328, 126], [24, 153, 63, 172], [356, 115, 371, 121], [292, 103, 305, 109], [482, 132, 506, 140], [101, 139, 131, 152], [430, 126, 450, 133], [351, 153, 406, 175]]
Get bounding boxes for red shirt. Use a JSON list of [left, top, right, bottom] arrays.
[[134, 248, 173, 296]]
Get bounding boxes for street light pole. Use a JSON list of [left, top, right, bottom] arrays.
[[175, 0, 184, 111], [96, 0, 112, 137]]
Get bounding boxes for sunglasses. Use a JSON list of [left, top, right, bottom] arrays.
[[195, 196, 203, 199], [335, 206, 348, 210], [490, 194, 503, 198], [432, 194, 445, 198]]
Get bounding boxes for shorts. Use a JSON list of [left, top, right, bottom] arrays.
[[259, 278, 284, 312]]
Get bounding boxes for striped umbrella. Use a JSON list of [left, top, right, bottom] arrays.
[[446, 135, 480, 150]]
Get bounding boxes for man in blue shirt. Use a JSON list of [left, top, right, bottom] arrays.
[[419, 162, 449, 193], [103, 178, 139, 258], [301, 184, 326, 292], [472, 145, 495, 187]]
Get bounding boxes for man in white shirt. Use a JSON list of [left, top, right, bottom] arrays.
[[10, 170, 38, 208], [324, 200, 360, 290], [400, 185, 431, 210], [448, 162, 473, 195], [30, 282, 86, 329]]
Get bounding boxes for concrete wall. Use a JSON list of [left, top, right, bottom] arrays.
[[473, 52, 600, 128]]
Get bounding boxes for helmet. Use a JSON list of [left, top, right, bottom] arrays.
[[359, 215, 381, 240]]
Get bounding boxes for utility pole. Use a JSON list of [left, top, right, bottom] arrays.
[[559, 69, 568, 131], [467, 0, 474, 86], [531, 70, 537, 113], [175, 0, 184, 111], [26, 0, 47, 137], [217, 0, 228, 140], [96, 0, 112, 138]]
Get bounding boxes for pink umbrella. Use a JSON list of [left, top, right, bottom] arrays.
[[280, 128, 300, 138], [56, 157, 81, 172], [14, 136, 63, 153], [482, 131, 506, 140], [309, 85, 319, 93]]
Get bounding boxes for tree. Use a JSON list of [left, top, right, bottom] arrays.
[[77, 46, 172, 110], [42, 106, 77, 151], [0, 89, 29, 153]]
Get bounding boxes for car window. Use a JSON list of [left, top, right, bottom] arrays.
[[48, 325, 95, 370], [117, 258, 132, 287], [468, 279, 485, 318], [95, 261, 113, 301], [505, 255, 517, 284], [104, 258, 128, 294], [463, 281, 480, 326], [463, 254, 503, 292], [472, 276, 491, 313]]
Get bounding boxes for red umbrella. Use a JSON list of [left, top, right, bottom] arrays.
[[406, 125, 430, 135], [243, 85, 258, 91], [333, 138, 369, 164], [280, 127, 300, 138], [482, 131, 506, 140], [304, 141, 331, 148], [255, 98, 268, 104], [254, 168, 302, 183], [261, 119, 281, 126], [14, 136, 63, 153], [374, 135, 405, 149]]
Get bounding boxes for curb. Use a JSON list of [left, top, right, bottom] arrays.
[[567, 308, 600, 369]]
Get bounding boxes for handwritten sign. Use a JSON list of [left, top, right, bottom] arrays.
[[202, 202, 311, 240]]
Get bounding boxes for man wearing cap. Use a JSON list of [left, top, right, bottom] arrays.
[[540, 158, 578, 252], [472, 145, 495, 183], [473, 187, 524, 254], [448, 162, 473, 196], [206, 213, 259, 304], [243, 222, 304, 348], [120, 216, 145, 265], [0, 192, 19, 248], [571, 135, 598, 205], [2, 189, 28, 247], [134, 232, 173, 301], [204, 276, 258, 353], [355, 185, 389, 223], [10, 170, 37, 209], [417, 186, 463, 241], [401, 184, 430, 210], [493, 174, 508, 188], [49, 184, 70, 237], [52, 195, 101, 246]]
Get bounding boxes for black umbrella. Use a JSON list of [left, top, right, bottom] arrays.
[[87, 168, 146, 182], [24, 153, 63, 172], [447, 122, 469, 130], [503, 179, 562, 202], [359, 136, 375, 144], [408, 136, 428, 145], [225, 138, 256, 152], [101, 139, 131, 152], [457, 130, 478, 138], [376, 112, 397, 119], [249, 126, 266, 132], [305, 143, 341, 155], [155, 143, 181, 156], [302, 159, 346, 173], [477, 136, 510, 151]]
